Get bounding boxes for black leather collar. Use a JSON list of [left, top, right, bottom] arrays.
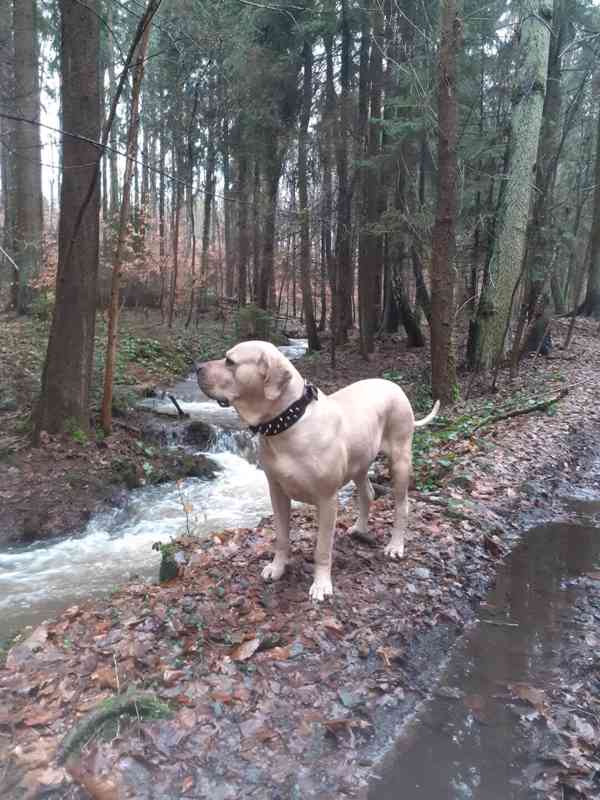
[[249, 383, 319, 436]]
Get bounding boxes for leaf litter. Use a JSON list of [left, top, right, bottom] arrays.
[[1, 318, 600, 798]]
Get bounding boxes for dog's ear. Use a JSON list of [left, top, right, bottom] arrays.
[[260, 352, 291, 401]]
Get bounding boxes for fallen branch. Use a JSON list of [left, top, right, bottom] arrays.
[[437, 387, 572, 454], [57, 691, 172, 764], [470, 387, 570, 434]]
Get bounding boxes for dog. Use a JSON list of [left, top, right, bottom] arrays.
[[196, 341, 439, 601]]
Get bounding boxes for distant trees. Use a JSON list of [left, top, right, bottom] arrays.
[[2, 0, 600, 430]]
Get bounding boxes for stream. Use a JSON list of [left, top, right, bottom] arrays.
[[0, 340, 308, 642]]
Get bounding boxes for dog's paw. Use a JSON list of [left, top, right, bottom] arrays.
[[262, 559, 287, 582], [348, 523, 368, 536], [309, 575, 333, 602], [384, 541, 405, 559]]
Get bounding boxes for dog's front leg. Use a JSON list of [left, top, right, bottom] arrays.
[[309, 496, 337, 602], [262, 476, 291, 582]]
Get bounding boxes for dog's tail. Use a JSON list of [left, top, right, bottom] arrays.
[[414, 399, 441, 428]]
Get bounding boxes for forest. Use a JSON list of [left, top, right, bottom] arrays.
[[2, 3, 600, 798], [1, 0, 599, 436]]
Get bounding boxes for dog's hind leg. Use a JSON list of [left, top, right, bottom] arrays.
[[310, 496, 337, 602], [385, 440, 412, 559], [262, 476, 291, 581], [349, 473, 375, 535]]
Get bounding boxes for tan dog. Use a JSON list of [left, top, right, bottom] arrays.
[[197, 341, 439, 601]]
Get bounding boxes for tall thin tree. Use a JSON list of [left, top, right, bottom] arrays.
[[101, 2, 158, 434], [298, 38, 320, 351], [430, 0, 461, 403], [13, 0, 42, 312]]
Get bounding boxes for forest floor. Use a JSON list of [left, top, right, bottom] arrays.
[[1, 311, 600, 799]]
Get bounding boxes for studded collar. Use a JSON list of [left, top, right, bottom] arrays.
[[248, 383, 319, 437]]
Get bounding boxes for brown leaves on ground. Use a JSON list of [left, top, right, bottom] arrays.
[[1, 318, 599, 798]]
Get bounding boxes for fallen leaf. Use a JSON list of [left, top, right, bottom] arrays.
[[22, 706, 62, 727], [231, 638, 260, 662]]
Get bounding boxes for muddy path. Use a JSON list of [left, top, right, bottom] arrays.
[[369, 495, 600, 800]]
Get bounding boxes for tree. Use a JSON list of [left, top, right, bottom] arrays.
[[520, 0, 570, 346], [470, 0, 553, 370], [358, 2, 384, 357], [12, 0, 43, 313], [35, 0, 101, 436], [581, 72, 600, 319], [298, 37, 320, 352], [0, 0, 16, 283], [101, 2, 158, 435], [333, 0, 354, 347], [430, 0, 461, 403]]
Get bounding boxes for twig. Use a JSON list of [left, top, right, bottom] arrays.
[[112, 653, 121, 694], [479, 619, 519, 627], [167, 394, 189, 417]]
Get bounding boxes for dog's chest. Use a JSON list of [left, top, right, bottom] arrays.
[[260, 447, 326, 503]]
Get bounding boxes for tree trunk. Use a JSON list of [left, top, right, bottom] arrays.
[[185, 83, 200, 327], [334, 0, 353, 344], [472, 0, 552, 369], [0, 1, 16, 286], [430, 0, 461, 404], [581, 74, 600, 319], [106, 2, 119, 220], [35, 0, 101, 436], [13, 0, 43, 313], [101, 12, 153, 434], [522, 0, 567, 342], [200, 93, 217, 309], [223, 150, 235, 299], [237, 155, 249, 305], [252, 160, 261, 302], [257, 155, 281, 311], [321, 21, 336, 334], [358, 3, 384, 357], [298, 39, 320, 351], [158, 120, 167, 319], [168, 146, 183, 328]]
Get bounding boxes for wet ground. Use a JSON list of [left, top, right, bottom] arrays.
[[369, 499, 600, 800], [2, 323, 600, 799]]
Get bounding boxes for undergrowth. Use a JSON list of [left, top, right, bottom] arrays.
[[412, 390, 562, 491]]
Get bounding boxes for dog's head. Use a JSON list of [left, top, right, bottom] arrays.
[[196, 341, 297, 425]]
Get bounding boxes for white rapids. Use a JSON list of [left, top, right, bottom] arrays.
[[0, 339, 308, 640]]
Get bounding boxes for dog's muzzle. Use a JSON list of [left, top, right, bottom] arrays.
[[195, 363, 231, 408]]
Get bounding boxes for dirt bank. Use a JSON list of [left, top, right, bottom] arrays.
[[1, 318, 599, 799], [0, 311, 231, 545]]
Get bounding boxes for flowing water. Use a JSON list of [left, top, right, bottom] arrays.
[[369, 494, 600, 800], [0, 340, 308, 641]]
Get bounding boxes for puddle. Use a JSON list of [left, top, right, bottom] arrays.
[[369, 501, 600, 800]]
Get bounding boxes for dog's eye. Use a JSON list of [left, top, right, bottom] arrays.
[[225, 357, 235, 367]]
